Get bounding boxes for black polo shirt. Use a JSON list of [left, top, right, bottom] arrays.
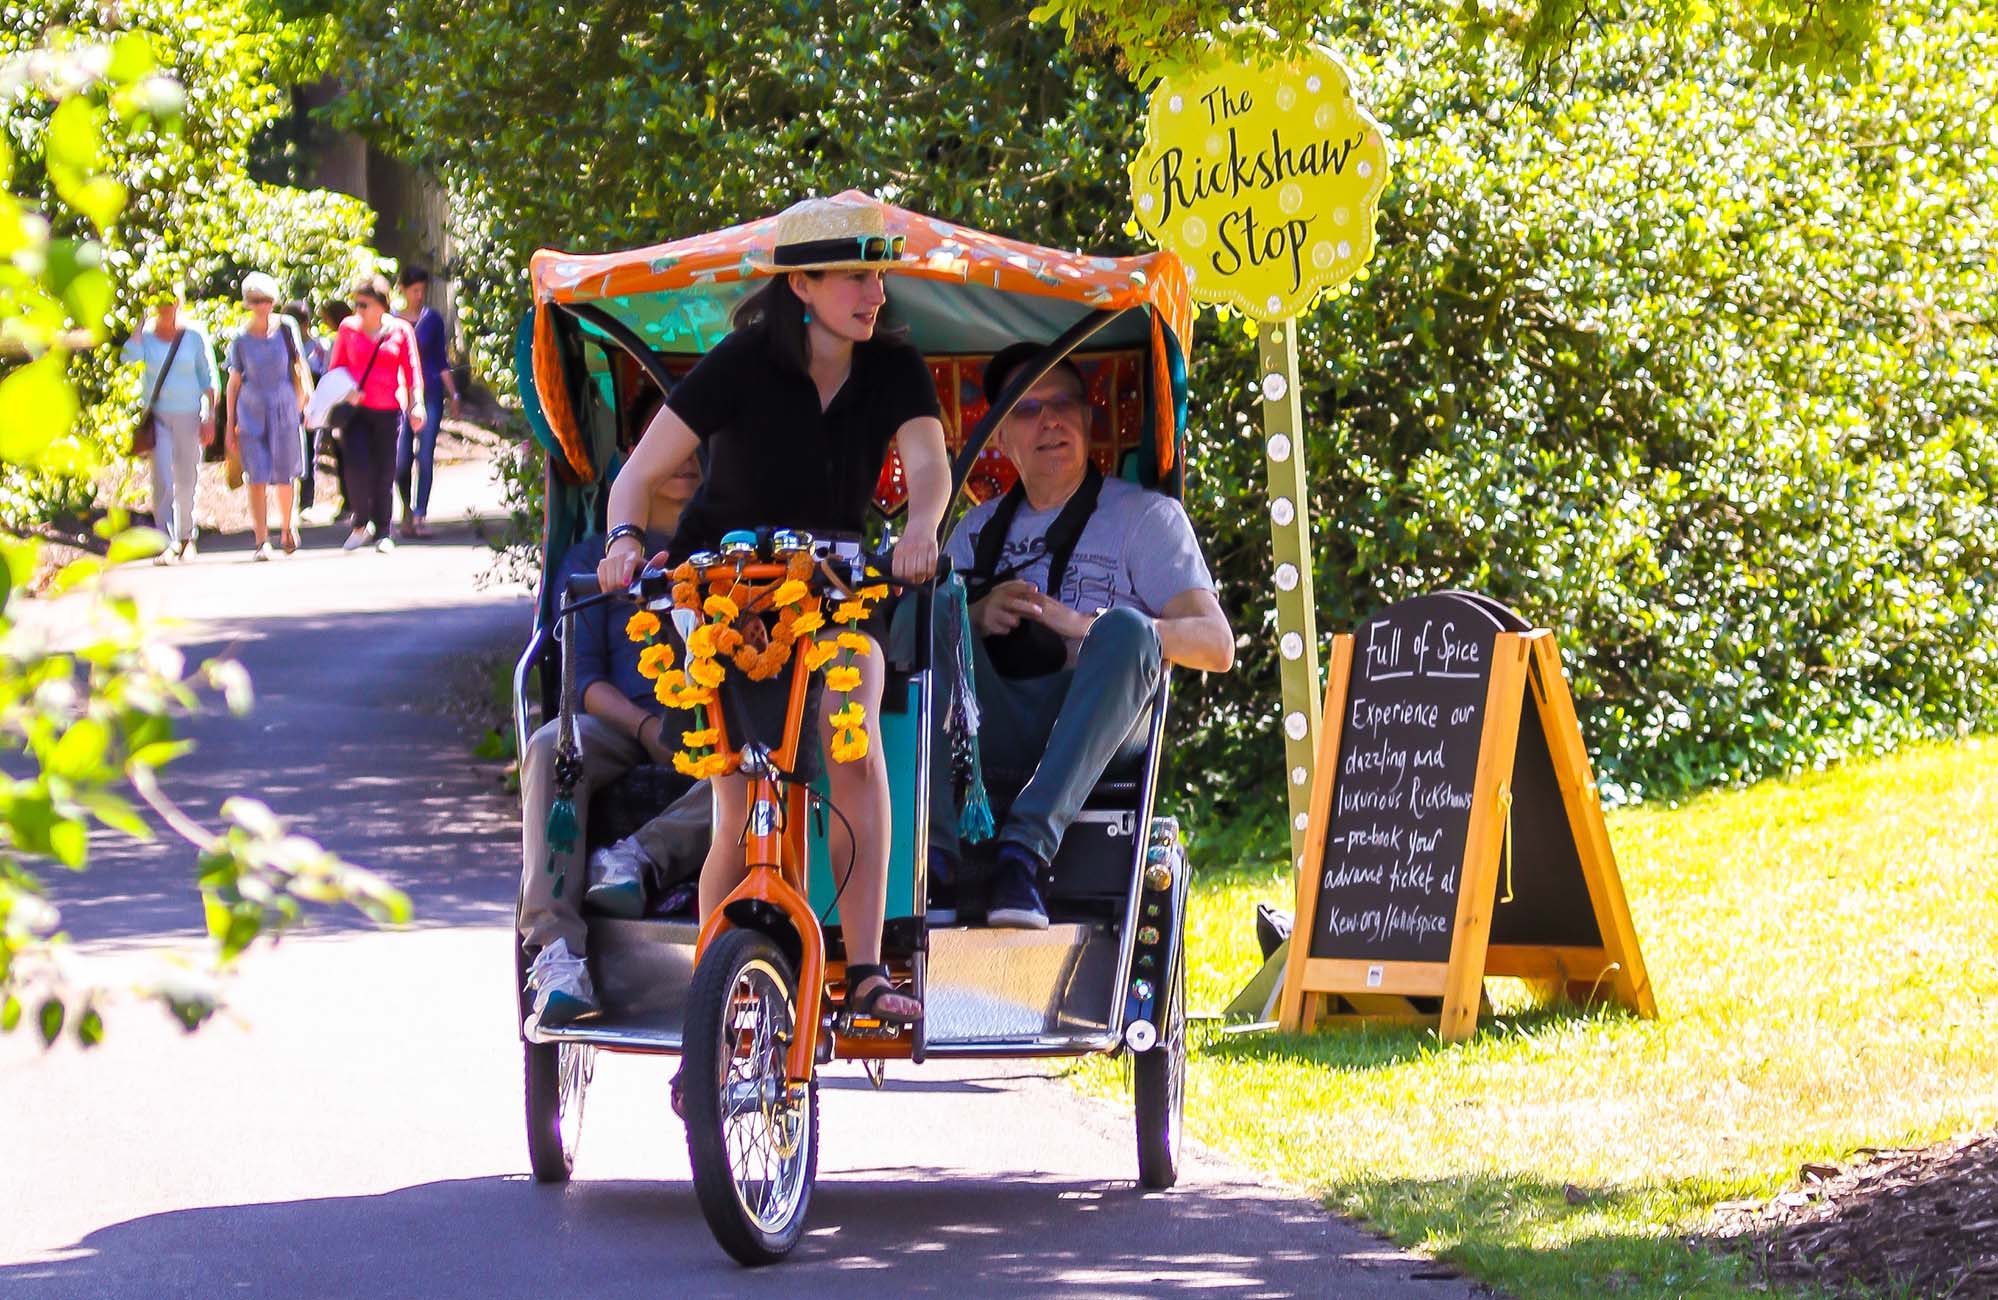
[[664, 326, 941, 555]]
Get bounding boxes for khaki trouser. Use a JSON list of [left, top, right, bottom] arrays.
[[149, 411, 203, 545], [517, 715, 644, 954], [517, 714, 715, 954]]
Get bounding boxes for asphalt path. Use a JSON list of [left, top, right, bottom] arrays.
[[0, 454, 1481, 1299]]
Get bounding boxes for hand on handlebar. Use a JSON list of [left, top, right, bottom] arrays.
[[890, 533, 938, 585], [596, 535, 646, 593]]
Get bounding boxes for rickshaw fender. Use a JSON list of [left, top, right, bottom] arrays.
[[720, 898, 805, 976]]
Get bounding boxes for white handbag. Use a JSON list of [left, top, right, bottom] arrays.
[[304, 367, 356, 430]]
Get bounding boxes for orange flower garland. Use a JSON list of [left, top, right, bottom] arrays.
[[624, 554, 891, 773]]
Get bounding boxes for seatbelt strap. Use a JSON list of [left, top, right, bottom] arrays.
[[970, 463, 1104, 604]]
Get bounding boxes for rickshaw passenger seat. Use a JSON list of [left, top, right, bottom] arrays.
[[588, 765, 698, 851]]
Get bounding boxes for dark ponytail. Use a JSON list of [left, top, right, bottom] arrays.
[[732, 274, 813, 374]]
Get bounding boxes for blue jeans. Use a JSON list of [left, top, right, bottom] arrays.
[[930, 606, 1163, 867], [395, 387, 445, 518]]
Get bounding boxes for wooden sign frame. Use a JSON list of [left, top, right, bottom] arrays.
[[1278, 628, 1655, 1040]]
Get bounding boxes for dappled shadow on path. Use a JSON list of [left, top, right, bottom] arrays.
[[0, 1169, 1465, 1300], [46, 595, 530, 946]]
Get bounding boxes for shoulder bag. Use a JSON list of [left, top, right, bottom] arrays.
[[277, 317, 311, 405], [129, 329, 187, 457], [327, 331, 385, 434]]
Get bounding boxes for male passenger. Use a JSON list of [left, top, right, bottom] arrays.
[[932, 344, 1234, 928]]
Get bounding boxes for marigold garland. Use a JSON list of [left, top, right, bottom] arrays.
[[625, 557, 889, 772], [636, 643, 675, 679]]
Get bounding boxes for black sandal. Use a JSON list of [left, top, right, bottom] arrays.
[[844, 963, 922, 1027]]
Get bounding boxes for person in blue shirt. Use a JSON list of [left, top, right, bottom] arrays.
[[518, 451, 706, 1026], [122, 287, 219, 561], [392, 266, 460, 539]]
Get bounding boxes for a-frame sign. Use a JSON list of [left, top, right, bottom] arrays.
[[1278, 593, 1656, 1041]]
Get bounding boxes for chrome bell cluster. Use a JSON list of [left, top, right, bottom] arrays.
[[1124, 816, 1182, 1050], [772, 529, 816, 559], [1143, 816, 1180, 894]]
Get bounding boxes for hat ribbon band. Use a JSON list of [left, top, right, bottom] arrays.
[[772, 234, 906, 267]]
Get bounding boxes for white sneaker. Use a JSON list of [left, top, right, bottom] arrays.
[[342, 528, 371, 552], [584, 839, 649, 918], [526, 938, 599, 1027], [375, 536, 396, 554], [177, 538, 197, 561], [252, 542, 274, 562]]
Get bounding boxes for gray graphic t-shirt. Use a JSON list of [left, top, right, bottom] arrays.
[[944, 476, 1214, 655]]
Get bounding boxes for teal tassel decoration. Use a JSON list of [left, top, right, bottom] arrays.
[[546, 797, 579, 854], [946, 576, 994, 843], [959, 766, 994, 842]]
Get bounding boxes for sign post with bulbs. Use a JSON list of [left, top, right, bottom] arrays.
[[1129, 46, 1392, 873]]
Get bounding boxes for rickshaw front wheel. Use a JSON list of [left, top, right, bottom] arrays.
[[524, 1038, 594, 1183], [682, 927, 819, 1266], [1133, 953, 1186, 1189]]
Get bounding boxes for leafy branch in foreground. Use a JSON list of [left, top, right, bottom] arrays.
[[1028, 0, 1883, 82], [1, 33, 409, 1048]]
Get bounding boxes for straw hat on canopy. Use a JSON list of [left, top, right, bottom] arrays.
[[752, 195, 913, 274]]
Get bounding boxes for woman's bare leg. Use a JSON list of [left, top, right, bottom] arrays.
[[821, 643, 890, 964], [819, 640, 917, 1016], [247, 483, 268, 545], [697, 770, 750, 921]]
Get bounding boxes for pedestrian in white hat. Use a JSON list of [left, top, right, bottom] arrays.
[[225, 271, 312, 558]]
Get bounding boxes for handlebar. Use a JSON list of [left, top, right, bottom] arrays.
[[556, 548, 951, 622]]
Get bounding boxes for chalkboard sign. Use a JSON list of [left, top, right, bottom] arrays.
[[1308, 593, 1508, 964], [1279, 592, 1656, 1041], [1489, 684, 1605, 949]]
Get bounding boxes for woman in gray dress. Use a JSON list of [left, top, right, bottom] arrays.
[[224, 272, 310, 558]]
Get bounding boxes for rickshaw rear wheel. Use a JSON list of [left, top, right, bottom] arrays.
[[682, 927, 819, 1266], [524, 1038, 593, 1183], [1133, 952, 1186, 1189]]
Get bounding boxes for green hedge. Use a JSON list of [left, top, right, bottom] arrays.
[[1168, 3, 1997, 818], [312, 0, 1997, 826]]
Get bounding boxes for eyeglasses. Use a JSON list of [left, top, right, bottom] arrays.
[[1009, 395, 1086, 421], [856, 234, 905, 262]]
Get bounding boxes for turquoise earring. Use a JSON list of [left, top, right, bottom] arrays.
[[802, 309, 812, 324]]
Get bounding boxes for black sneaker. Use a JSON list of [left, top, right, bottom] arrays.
[[927, 848, 960, 927], [986, 843, 1049, 930]]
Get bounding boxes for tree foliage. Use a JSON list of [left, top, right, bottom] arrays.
[[1173, 2, 1997, 815], [0, 0, 381, 527], [1, 34, 407, 1045], [310, 1, 1995, 842], [1029, 0, 1885, 82]]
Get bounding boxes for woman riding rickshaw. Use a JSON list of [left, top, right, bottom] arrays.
[[514, 191, 1208, 1265], [590, 196, 948, 1031]]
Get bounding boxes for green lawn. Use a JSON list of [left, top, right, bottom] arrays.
[[1096, 739, 1998, 1298]]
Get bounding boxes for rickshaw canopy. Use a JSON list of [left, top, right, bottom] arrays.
[[524, 192, 1194, 489]]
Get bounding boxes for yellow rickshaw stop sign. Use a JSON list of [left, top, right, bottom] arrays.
[[1129, 47, 1391, 322]]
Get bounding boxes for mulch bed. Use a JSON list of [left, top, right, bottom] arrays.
[[1706, 1133, 1998, 1297]]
